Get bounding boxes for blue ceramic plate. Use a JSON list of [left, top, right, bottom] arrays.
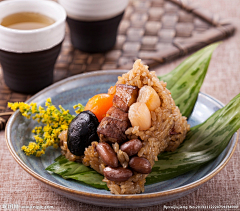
[[6, 70, 238, 208]]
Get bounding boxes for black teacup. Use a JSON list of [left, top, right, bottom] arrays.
[[0, 0, 66, 94], [0, 43, 62, 94], [59, 0, 129, 53], [67, 13, 124, 53]]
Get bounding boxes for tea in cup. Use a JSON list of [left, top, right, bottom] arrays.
[[0, 0, 66, 94]]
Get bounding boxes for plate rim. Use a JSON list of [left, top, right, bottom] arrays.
[[5, 70, 239, 200]]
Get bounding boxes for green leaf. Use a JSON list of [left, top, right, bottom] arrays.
[[46, 155, 108, 190], [46, 155, 90, 176], [63, 171, 108, 189], [159, 42, 220, 117], [146, 93, 240, 185]]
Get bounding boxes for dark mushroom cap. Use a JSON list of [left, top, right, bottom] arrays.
[[67, 110, 99, 156]]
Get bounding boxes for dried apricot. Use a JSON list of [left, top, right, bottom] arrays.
[[85, 94, 114, 122]]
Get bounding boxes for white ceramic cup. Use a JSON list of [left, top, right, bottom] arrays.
[[58, 0, 129, 21], [58, 0, 129, 53], [0, 0, 66, 94]]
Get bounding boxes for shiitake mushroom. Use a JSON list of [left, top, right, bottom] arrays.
[[67, 110, 99, 156]]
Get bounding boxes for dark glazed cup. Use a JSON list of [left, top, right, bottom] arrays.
[[0, 0, 66, 94], [59, 0, 129, 53], [67, 12, 124, 53], [0, 43, 62, 93]]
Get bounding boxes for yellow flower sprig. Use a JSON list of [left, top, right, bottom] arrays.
[[8, 98, 85, 157], [73, 103, 85, 114]]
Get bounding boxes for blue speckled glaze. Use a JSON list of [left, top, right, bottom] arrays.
[[6, 70, 238, 208]]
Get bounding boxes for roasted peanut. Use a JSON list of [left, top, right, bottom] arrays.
[[128, 102, 151, 130], [96, 142, 118, 168], [120, 139, 143, 156], [129, 157, 151, 174], [137, 85, 160, 111], [103, 166, 133, 182]]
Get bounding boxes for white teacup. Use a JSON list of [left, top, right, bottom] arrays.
[[0, 0, 66, 94], [58, 0, 129, 53]]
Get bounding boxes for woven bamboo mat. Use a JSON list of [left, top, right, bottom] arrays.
[[0, 0, 235, 129]]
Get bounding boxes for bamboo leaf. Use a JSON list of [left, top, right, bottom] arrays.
[[63, 171, 108, 190], [46, 155, 90, 176], [159, 43, 220, 117], [146, 93, 240, 185], [46, 155, 108, 190]]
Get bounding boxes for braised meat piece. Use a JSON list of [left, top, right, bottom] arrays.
[[97, 84, 138, 143], [97, 117, 130, 143], [106, 106, 129, 122], [113, 84, 139, 112]]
